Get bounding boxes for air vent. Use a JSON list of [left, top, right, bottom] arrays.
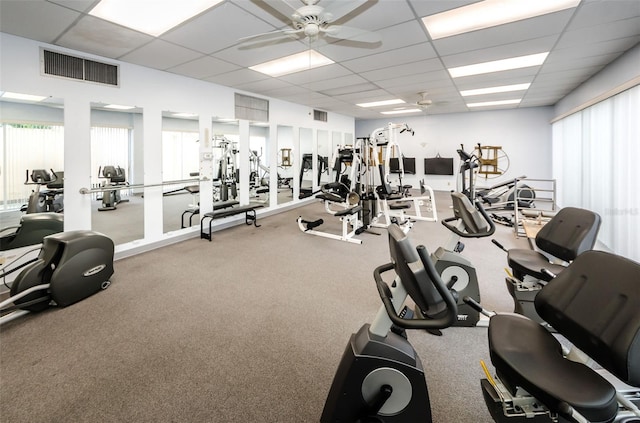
[[313, 109, 328, 122], [235, 93, 269, 122], [41, 49, 119, 87]]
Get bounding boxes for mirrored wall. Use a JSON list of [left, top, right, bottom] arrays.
[[277, 125, 294, 205], [0, 92, 65, 246], [161, 111, 200, 233], [249, 122, 270, 206], [90, 102, 143, 245]]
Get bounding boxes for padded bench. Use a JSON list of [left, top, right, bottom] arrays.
[[182, 199, 239, 229], [200, 204, 263, 241]]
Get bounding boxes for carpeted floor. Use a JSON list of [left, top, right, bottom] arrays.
[[0, 190, 527, 422]]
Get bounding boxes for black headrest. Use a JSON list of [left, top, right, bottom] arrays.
[[535, 207, 601, 261], [535, 250, 640, 387], [388, 225, 447, 317]]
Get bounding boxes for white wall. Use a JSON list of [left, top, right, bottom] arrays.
[[356, 107, 554, 192], [0, 33, 355, 255]]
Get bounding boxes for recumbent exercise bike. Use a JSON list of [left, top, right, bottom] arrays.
[[465, 250, 640, 422], [321, 223, 458, 422]]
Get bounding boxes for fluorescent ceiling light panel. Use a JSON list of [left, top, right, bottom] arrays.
[[250, 51, 334, 77], [357, 99, 405, 108], [460, 83, 531, 97], [89, 0, 223, 36], [467, 99, 521, 108], [381, 108, 422, 115], [449, 52, 548, 78], [104, 104, 135, 110], [422, 0, 580, 40], [1, 92, 47, 102]]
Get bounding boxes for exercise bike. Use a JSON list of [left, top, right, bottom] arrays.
[[491, 206, 601, 326], [0, 230, 114, 325], [416, 191, 495, 327], [21, 169, 64, 214], [464, 250, 640, 422], [97, 165, 129, 211], [321, 223, 457, 422]]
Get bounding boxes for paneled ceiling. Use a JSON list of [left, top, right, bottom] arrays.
[[1, 0, 638, 119]]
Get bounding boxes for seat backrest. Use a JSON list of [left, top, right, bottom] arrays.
[[30, 169, 53, 184], [450, 192, 489, 235], [535, 207, 601, 262], [102, 165, 126, 183], [388, 224, 448, 317], [535, 250, 640, 387]]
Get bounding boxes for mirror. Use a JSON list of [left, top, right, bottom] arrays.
[[276, 125, 294, 205], [0, 92, 64, 255], [211, 119, 240, 208], [90, 102, 143, 245], [249, 122, 270, 207], [161, 111, 200, 233], [299, 128, 313, 198]]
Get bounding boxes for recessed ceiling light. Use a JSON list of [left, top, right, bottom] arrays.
[[172, 112, 198, 118], [449, 52, 549, 78], [422, 0, 580, 40], [89, 0, 223, 36], [357, 99, 405, 108], [460, 83, 531, 97], [104, 104, 135, 110], [380, 108, 422, 115], [467, 99, 521, 108], [249, 50, 334, 77], [1, 92, 47, 102]]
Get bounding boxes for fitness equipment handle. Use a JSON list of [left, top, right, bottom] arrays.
[[492, 239, 508, 252], [462, 296, 495, 318], [441, 199, 495, 238], [373, 246, 457, 330]]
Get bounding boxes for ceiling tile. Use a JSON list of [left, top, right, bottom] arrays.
[[0, 0, 80, 43], [341, 42, 437, 74], [163, 2, 277, 54], [47, 0, 96, 13], [360, 58, 442, 82], [167, 56, 241, 79], [119, 40, 203, 70], [57, 15, 153, 58], [204, 68, 269, 87]]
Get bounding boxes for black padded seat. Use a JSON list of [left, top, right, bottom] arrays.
[[488, 313, 618, 422], [507, 206, 601, 280], [316, 192, 344, 203]]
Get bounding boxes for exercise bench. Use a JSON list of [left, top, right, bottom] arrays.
[[200, 204, 263, 241]]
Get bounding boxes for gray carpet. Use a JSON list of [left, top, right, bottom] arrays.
[[0, 190, 527, 422]]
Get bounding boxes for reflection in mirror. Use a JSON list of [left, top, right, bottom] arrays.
[[90, 102, 143, 245], [299, 128, 313, 198], [0, 92, 65, 268], [277, 125, 294, 205], [211, 119, 240, 210], [161, 111, 199, 233], [249, 122, 270, 206]]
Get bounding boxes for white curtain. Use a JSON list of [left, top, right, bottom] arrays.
[[1, 123, 64, 209], [552, 84, 640, 262], [161, 130, 199, 181], [90, 126, 130, 187]]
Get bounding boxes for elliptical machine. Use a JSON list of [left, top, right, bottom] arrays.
[[0, 230, 114, 324], [98, 165, 129, 211], [0, 213, 63, 251], [321, 224, 457, 422]]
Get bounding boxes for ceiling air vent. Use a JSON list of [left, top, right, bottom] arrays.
[[235, 93, 269, 122], [313, 109, 328, 122], [41, 49, 119, 87]]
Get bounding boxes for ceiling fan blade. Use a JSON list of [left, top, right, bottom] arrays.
[[238, 28, 303, 43], [325, 0, 374, 23], [323, 25, 381, 43], [249, 0, 300, 23]]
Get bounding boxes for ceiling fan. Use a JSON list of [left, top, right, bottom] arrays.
[[414, 91, 433, 111], [238, 0, 380, 45]]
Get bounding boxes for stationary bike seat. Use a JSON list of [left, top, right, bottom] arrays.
[[488, 313, 618, 422], [507, 249, 566, 281]]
